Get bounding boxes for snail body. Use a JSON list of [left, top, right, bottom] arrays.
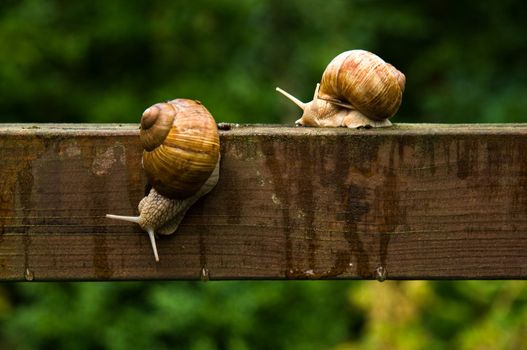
[[106, 99, 220, 262], [276, 49, 405, 128]]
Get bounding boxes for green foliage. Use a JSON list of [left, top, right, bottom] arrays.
[[1, 281, 527, 349], [0, 282, 356, 350], [1, 1, 527, 349], [1, 0, 526, 124]]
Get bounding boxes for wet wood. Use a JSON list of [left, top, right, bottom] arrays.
[[0, 123, 526, 281]]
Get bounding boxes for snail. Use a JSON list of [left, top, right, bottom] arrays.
[[106, 99, 220, 262], [276, 49, 405, 128]]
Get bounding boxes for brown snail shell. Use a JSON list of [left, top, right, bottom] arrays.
[[276, 49, 405, 128], [319, 50, 405, 121], [141, 99, 220, 198], [107, 99, 220, 262]]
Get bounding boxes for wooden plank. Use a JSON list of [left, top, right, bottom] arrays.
[[0, 123, 526, 281]]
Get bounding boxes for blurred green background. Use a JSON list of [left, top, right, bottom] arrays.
[[1, 0, 527, 349]]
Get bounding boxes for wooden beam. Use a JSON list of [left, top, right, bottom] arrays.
[[1, 123, 526, 281]]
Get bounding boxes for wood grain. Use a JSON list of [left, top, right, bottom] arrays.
[[0, 123, 526, 280]]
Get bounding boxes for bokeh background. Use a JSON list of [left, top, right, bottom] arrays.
[[1, 1, 527, 349]]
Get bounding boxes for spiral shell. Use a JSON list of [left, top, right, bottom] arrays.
[[140, 99, 220, 199], [319, 50, 405, 121]]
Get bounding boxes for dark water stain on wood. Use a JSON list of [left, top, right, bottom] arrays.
[[84, 137, 113, 279], [456, 138, 480, 179], [485, 138, 503, 176], [297, 140, 317, 270], [0, 137, 45, 237], [443, 140, 452, 174], [198, 226, 207, 270], [17, 161, 34, 215], [93, 234, 111, 279], [335, 136, 378, 278], [511, 137, 527, 220], [217, 143, 242, 225], [287, 250, 351, 279], [376, 140, 407, 276], [6, 137, 49, 277], [18, 160, 34, 275], [261, 137, 294, 277], [424, 136, 436, 175], [323, 250, 354, 279], [343, 185, 371, 277]]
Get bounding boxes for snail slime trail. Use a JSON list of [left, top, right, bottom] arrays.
[[276, 49, 405, 128], [106, 99, 220, 262]]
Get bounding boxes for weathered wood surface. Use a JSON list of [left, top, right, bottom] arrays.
[[0, 123, 526, 281]]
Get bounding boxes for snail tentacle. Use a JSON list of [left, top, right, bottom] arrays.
[[275, 87, 306, 110], [146, 228, 159, 262]]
